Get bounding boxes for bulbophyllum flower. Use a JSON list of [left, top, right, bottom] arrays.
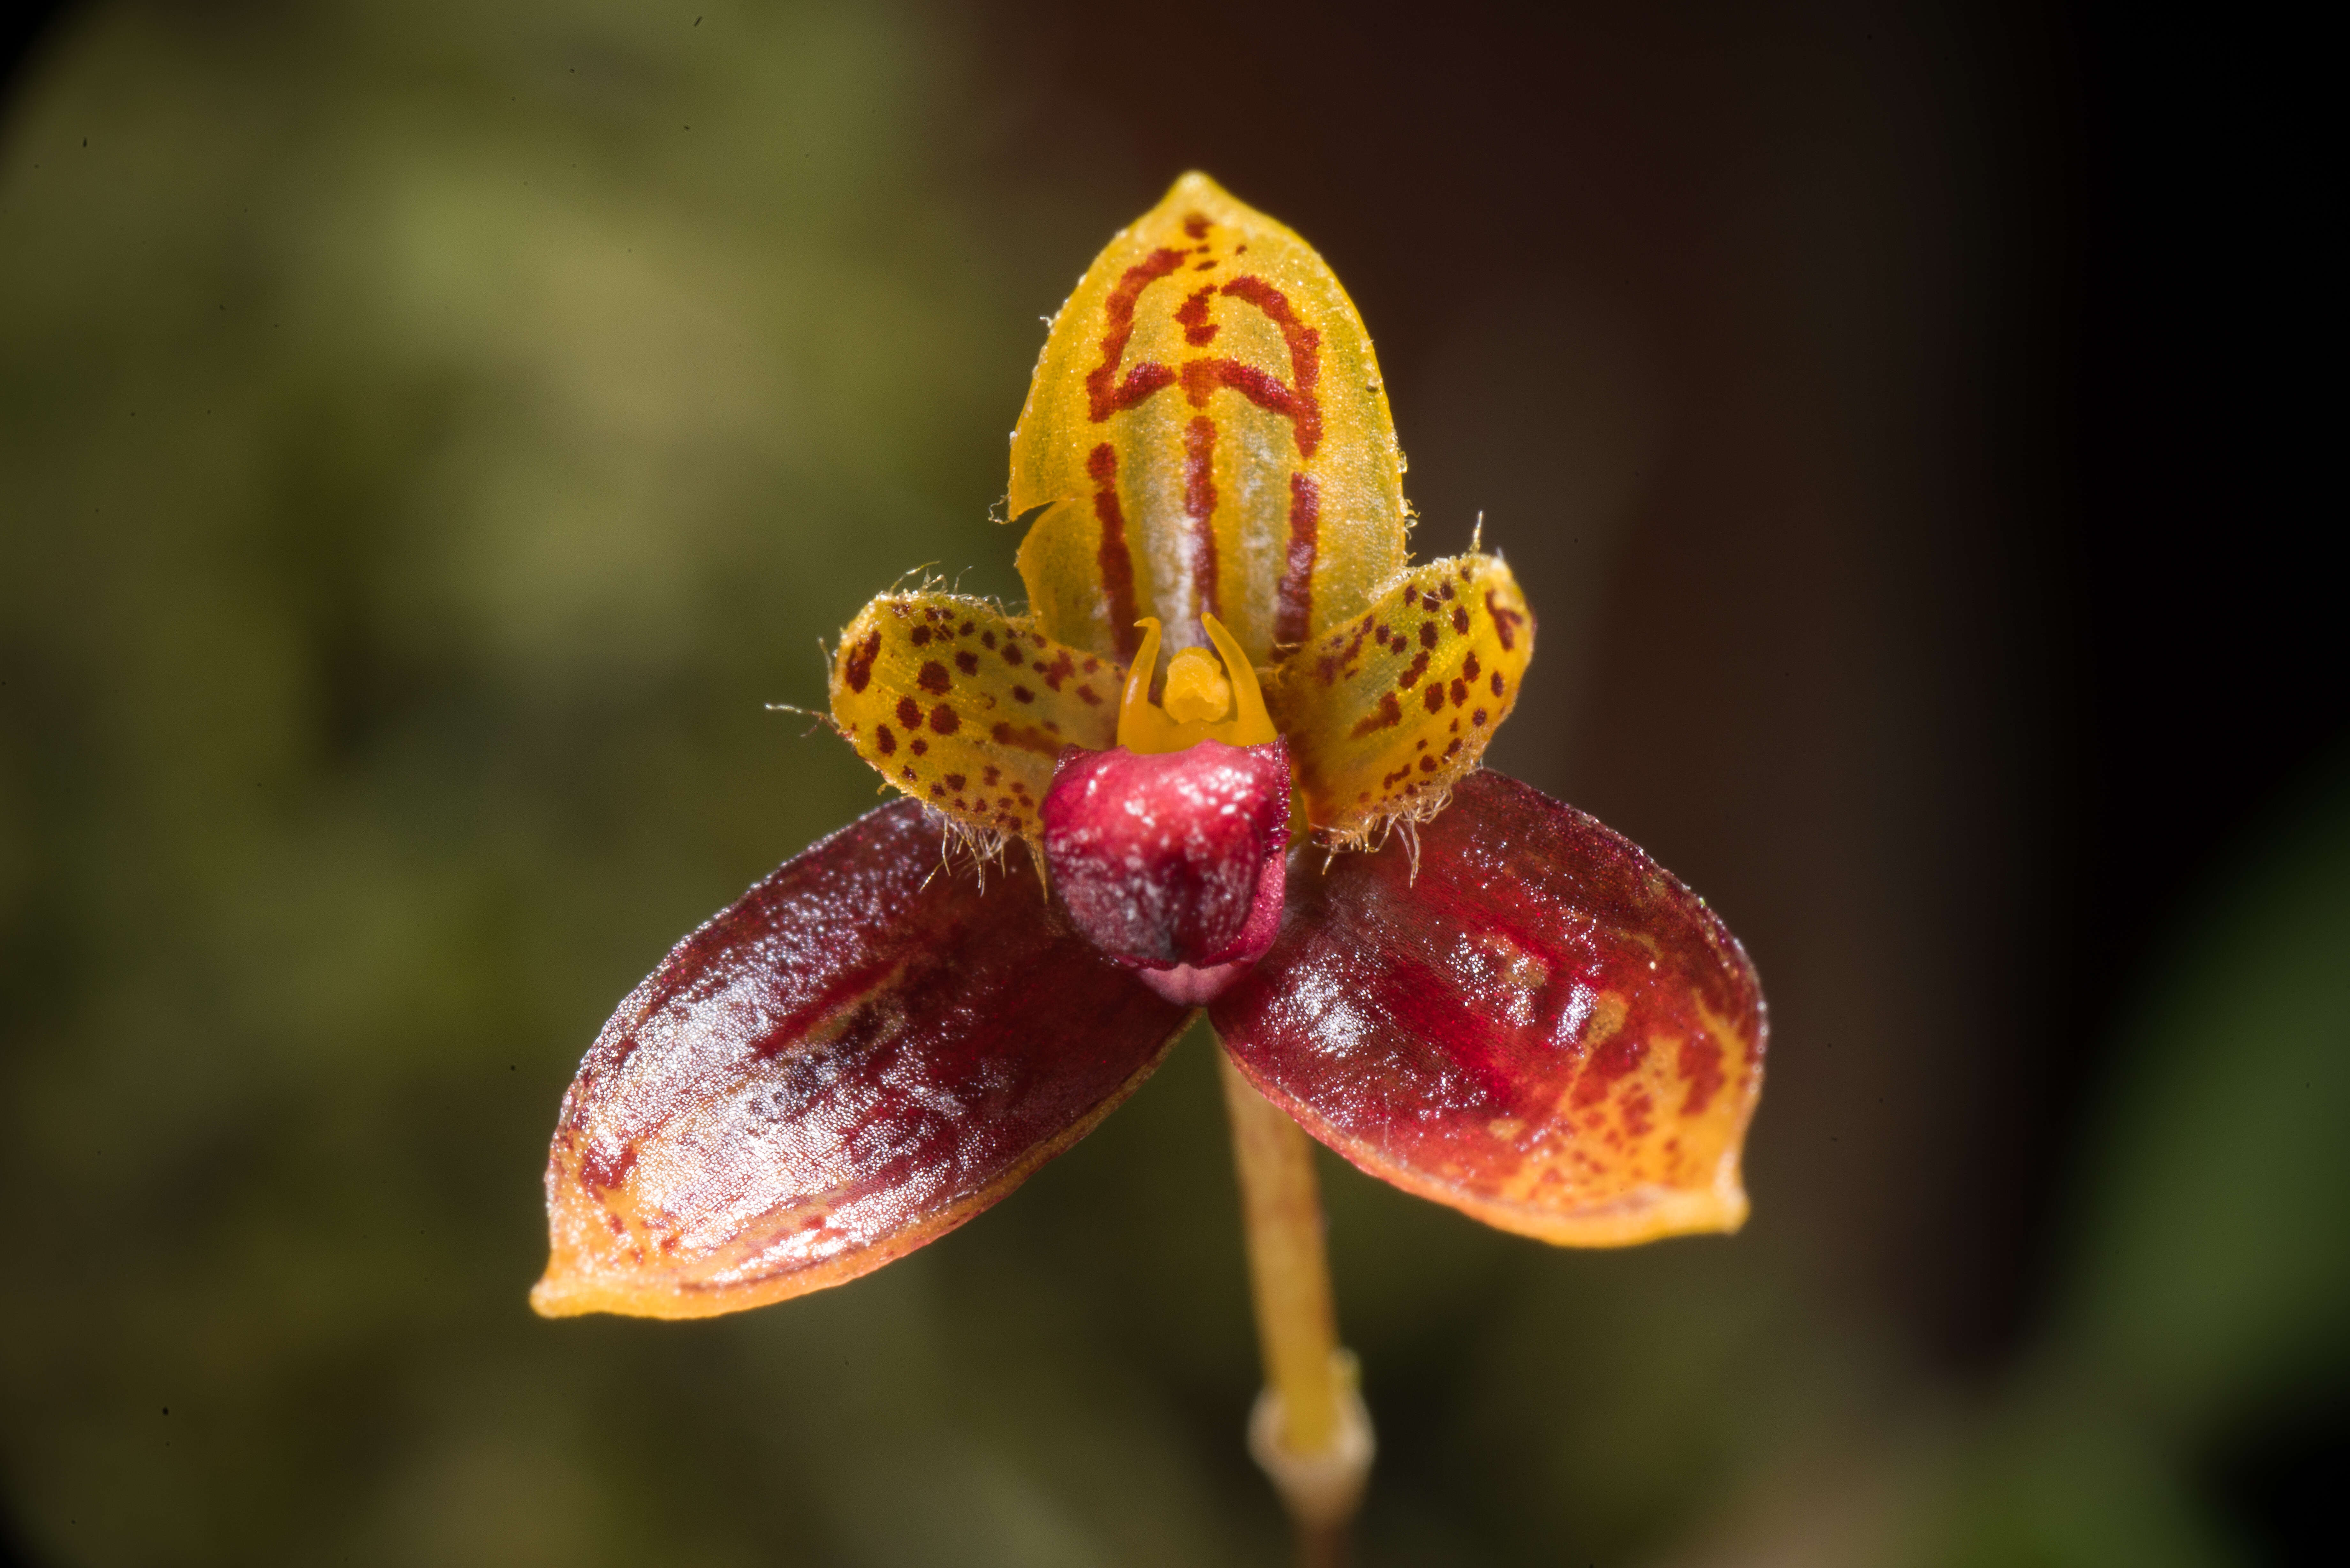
[[532, 174, 1765, 1323]]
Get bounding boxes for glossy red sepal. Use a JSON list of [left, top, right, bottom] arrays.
[[1209, 771, 1767, 1247], [532, 801, 1192, 1319], [1040, 738, 1293, 1004]]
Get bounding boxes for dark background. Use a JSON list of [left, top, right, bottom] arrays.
[[3, 2, 2339, 1565]]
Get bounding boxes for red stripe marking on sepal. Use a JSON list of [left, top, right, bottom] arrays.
[[1086, 248, 1186, 421], [1184, 415, 1222, 621], [1086, 442, 1144, 661]]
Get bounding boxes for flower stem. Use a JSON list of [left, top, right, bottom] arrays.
[[1217, 1047, 1373, 1558]]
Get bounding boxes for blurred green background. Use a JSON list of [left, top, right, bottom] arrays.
[[2, 2, 2339, 1564]]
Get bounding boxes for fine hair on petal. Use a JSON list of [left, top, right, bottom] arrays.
[[1313, 777, 1466, 886], [920, 806, 1011, 892]]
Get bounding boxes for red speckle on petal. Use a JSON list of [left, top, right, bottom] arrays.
[[841, 630, 881, 693], [1487, 591, 1525, 651], [1349, 691, 1404, 738], [990, 722, 1063, 757]]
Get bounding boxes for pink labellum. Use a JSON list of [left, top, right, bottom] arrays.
[[1210, 771, 1767, 1247], [532, 801, 1192, 1319], [1040, 738, 1293, 1002]]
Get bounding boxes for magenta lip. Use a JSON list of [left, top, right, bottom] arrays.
[[1039, 737, 1293, 1000]]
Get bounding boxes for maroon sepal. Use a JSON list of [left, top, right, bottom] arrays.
[[1040, 738, 1292, 1003], [1210, 771, 1767, 1247], [531, 801, 1188, 1319]]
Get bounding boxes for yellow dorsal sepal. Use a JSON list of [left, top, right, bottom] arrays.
[[1117, 614, 1277, 755], [1011, 174, 1408, 670]]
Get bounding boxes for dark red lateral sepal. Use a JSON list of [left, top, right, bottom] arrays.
[[1210, 771, 1766, 1246], [532, 802, 1188, 1318]]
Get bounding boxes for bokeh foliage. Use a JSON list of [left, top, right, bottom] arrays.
[[2, 3, 2342, 1564]]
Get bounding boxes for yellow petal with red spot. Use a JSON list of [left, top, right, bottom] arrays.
[[1010, 172, 1408, 672], [1267, 553, 1533, 847], [830, 592, 1122, 845]]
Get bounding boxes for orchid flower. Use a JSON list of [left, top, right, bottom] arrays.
[[531, 177, 1766, 1504]]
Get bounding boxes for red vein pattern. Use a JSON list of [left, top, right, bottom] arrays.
[[535, 802, 1192, 1317], [1212, 771, 1765, 1245]]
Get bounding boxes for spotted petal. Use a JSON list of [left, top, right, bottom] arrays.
[[1210, 771, 1765, 1246], [1268, 552, 1532, 846], [1010, 172, 1409, 670], [830, 592, 1123, 846], [532, 802, 1189, 1319]]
